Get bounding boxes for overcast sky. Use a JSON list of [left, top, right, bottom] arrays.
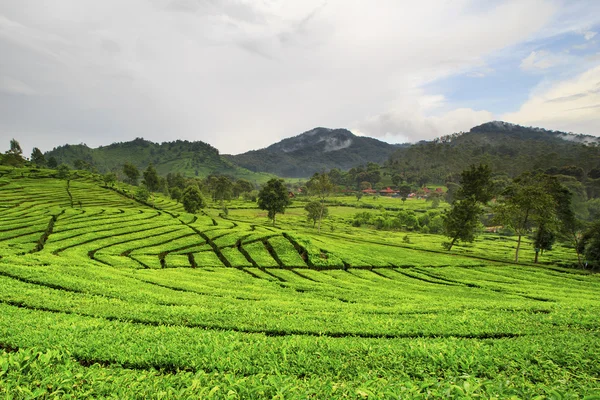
[[1, 0, 599, 156]]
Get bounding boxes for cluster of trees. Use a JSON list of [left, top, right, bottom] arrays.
[[441, 164, 600, 268], [114, 162, 259, 214], [386, 123, 600, 198], [351, 208, 444, 233]]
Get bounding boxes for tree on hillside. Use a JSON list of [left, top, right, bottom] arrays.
[[307, 172, 334, 232], [577, 220, 600, 269], [258, 178, 291, 226], [102, 172, 117, 187], [442, 199, 481, 250], [182, 185, 206, 214], [2, 139, 25, 167], [8, 139, 22, 156], [305, 201, 329, 228], [123, 162, 140, 185], [57, 164, 71, 180], [397, 184, 412, 202], [211, 175, 233, 203], [47, 156, 58, 169], [170, 187, 182, 203], [442, 164, 494, 250], [532, 223, 555, 263], [493, 172, 557, 262], [30, 148, 46, 167], [233, 179, 254, 199], [142, 164, 160, 192]]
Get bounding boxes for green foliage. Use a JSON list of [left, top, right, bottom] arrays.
[[45, 138, 273, 183], [30, 147, 46, 167], [143, 164, 160, 192], [442, 199, 481, 250], [135, 186, 150, 202], [123, 162, 140, 186], [388, 122, 600, 190], [102, 172, 117, 187], [305, 201, 329, 228], [257, 178, 290, 226], [494, 173, 569, 262], [233, 179, 254, 198], [56, 164, 71, 180], [182, 185, 206, 214], [170, 187, 182, 203], [208, 175, 233, 202], [578, 220, 600, 268], [1, 138, 25, 167], [47, 156, 58, 169], [443, 164, 493, 250]]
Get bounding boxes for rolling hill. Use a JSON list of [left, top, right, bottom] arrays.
[[225, 127, 401, 177], [387, 121, 600, 184], [44, 138, 274, 183]]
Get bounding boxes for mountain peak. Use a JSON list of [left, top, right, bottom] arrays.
[[227, 127, 397, 177]]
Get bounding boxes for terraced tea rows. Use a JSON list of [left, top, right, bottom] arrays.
[[1, 168, 599, 398]]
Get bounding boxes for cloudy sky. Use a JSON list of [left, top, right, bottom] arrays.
[[1, 0, 599, 155]]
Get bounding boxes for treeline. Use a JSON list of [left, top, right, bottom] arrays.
[[386, 123, 600, 199]]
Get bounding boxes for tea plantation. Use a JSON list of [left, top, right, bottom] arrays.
[[0, 167, 599, 399]]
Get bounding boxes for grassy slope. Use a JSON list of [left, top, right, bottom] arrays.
[[0, 166, 599, 399]]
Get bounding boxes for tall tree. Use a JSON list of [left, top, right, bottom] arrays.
[[397, 184, 412, 202], [30, 147, 46, 167], [442, 164, 494, 250], [8, 139, 22, 156], [102, 172, 117, 187], [233, 179, 254, 198], [442, 199, 481, 250], [577, 220, 600, 269], [123, 163, 140, 186], [142, 164, 160, 192], [305, 201, 329, 228], [258, 178, 291, 226], [211, 175, 233, 203], [307, 172, 333, 232], [2, 139, 25, 167], [532, 223, 555, 263], [493, 172, 557, 262], [182, 185, 206, 214], [47, 156, 58, 169]]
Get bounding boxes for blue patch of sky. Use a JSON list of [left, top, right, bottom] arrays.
[[422, 25, 600, 116]]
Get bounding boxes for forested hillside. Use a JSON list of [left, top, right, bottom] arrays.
[[44, 138, 273, 183], [226, 127, 401, 177], [387, 121, 600, 195]]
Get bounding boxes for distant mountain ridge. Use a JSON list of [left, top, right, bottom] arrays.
[[387, 121, 600, 184], [225, 127, 400, 177], [470, 121, 600, 144]]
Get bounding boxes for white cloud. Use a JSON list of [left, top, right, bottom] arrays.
[[353, 91, 495, 143], [584, 30, 597, 41], [520, 50, 568, 71], [503, 65, 600, 135], [0, 0, 592, 156]]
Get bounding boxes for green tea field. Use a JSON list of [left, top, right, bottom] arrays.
[[0, 167, 599, 399]]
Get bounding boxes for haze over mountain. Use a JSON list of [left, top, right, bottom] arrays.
[[225, 128, 401, 178]]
